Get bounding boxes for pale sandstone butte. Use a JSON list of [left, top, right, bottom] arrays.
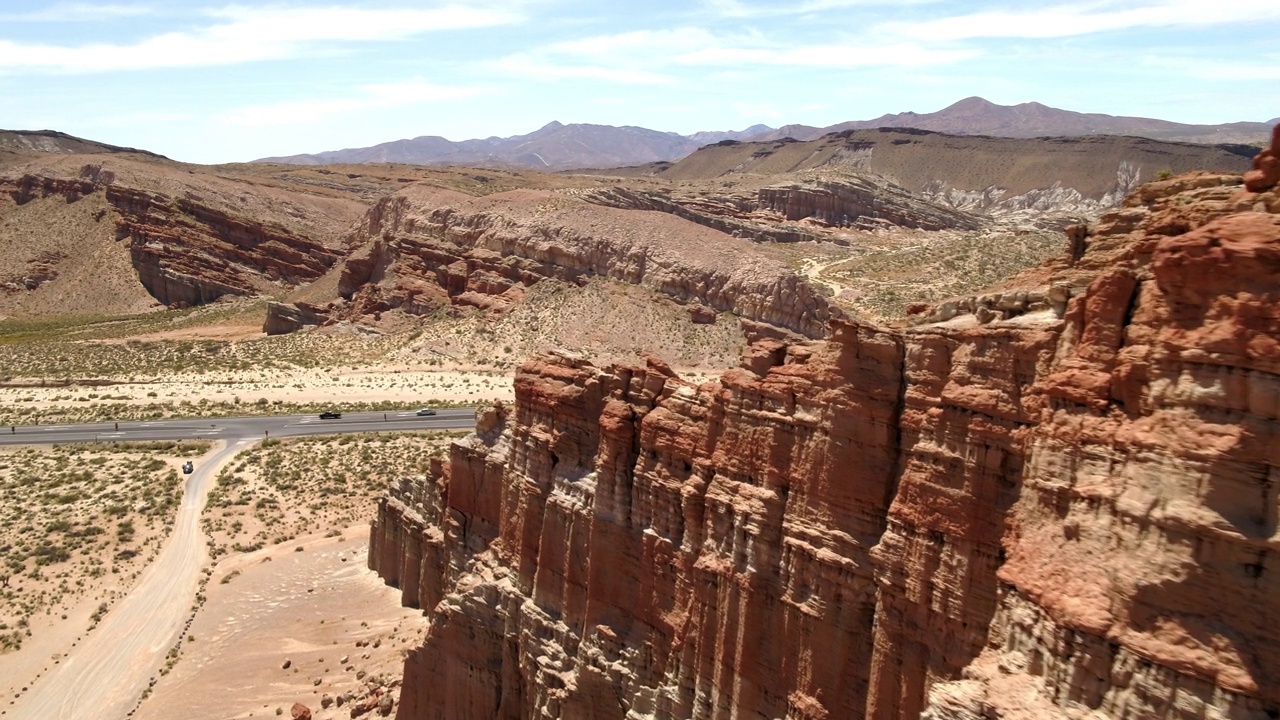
[[371, 172, 1279, 719]]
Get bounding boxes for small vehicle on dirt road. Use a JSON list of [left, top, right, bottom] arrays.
[[182, 461, 194, 474], [416, 408, 437, 416], [319, 411, 342, 420]]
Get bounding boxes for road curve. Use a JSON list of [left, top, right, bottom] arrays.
[[6, 408, 476, 720]]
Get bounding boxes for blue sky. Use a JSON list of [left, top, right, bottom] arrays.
[[2, 1, 1278, 164]]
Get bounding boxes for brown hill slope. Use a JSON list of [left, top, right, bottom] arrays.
[[656, 129, 1254, 201], [0, 130, 166, 159]]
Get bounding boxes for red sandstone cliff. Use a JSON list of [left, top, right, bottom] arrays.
[[370, 166, 1279, 719]]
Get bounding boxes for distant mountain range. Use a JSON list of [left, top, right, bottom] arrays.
[[255, 121, 773, 171], [247, 96, 1271, 171]]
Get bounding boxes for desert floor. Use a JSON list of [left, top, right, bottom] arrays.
[[0, 432, 457, 719], [134, 526, 420, 720]]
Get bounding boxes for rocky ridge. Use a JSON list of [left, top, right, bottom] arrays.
[[370, 156, 1280, 718], [334, 185, 837, 338], [629, 129, 1254, 217], [3, 166, 343, 308], [577, 172, 985, 245]]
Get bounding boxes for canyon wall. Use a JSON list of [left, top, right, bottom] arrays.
[[371, 170, 1279, 719], [4, 170, 342, 308], [579, 174, 984, 242], [337, 186, 836, 338]]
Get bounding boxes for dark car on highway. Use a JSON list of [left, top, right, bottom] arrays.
[[319, 411, 342, 419]]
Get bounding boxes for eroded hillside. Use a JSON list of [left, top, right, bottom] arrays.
[[370, 148, 1280, 718]]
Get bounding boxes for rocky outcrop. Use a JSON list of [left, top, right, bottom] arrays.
[[578, 175, 984, 245], [0, 251, 66, 294], [1244, 125, 1280, 192], [920, 161, 1146, 220], [263, 301, 331, 335], [337, 187, 837, 338], [576, 187, 825, 244], [758, 177, 983, 231], [108, 185, 341, 307], [371, 166, 1280, 719], [2, 170, 342, 308]]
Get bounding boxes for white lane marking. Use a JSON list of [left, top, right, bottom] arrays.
[[100, 433, 125, 438]]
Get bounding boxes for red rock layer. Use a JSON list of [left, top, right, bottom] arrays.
[[371, 173, 1280, 719], [4, 172, 341, 307], [337, 186, 836, 338]]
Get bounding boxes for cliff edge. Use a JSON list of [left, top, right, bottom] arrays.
[[370, 147, 1280, 718]]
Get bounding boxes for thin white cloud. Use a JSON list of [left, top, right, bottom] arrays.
[[217, 79, 481, 127], [492, 57, 671, 85], [521, 26, 974, 78], [705, 0, 935, 18], [0, 3, 153, 22], [0, 5, 519, 73], [889, 0, 1280, 41], [1177, 59, 1280, 82], [679, 42, 976, 68]]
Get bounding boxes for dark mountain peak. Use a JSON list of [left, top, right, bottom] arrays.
[[540, 121, 565, 131]]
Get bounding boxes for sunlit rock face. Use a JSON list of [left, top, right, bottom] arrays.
[[371, 170, 1280, 719]]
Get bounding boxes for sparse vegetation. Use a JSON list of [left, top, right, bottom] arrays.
[[201, 432, 463, 561], [0, 441, 208, 653]]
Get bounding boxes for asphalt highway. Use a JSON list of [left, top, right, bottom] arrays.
[[0, 408, 477, 446], [5, 407, 476, 720]]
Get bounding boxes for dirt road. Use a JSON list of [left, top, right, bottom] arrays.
[[10, 440, 249, 720]]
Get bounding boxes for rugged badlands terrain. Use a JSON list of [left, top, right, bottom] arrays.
[[369, 132, 1280, 718], [1, 127, 1252, 335]]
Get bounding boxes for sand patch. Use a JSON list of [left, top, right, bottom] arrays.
[[134, 527, 421, 720]]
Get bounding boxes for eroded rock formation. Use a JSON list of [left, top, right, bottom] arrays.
[[337, 186, 836, 338], [578, 174, 984, 243], [2, 170, 342, 308], [108, 185, 341, 307], [263, 301, 331, 335], [371, 164, 1279, 719], [1244, 125, 1280, 193]]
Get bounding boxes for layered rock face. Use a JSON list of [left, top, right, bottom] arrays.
[[371, 171, 1279, 719], [4, 170, 342, 308], [757, 177, 983, 231], [108, 185, 341, 307], [578, 174, 984, 244], [338, 186, 836, 338]]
